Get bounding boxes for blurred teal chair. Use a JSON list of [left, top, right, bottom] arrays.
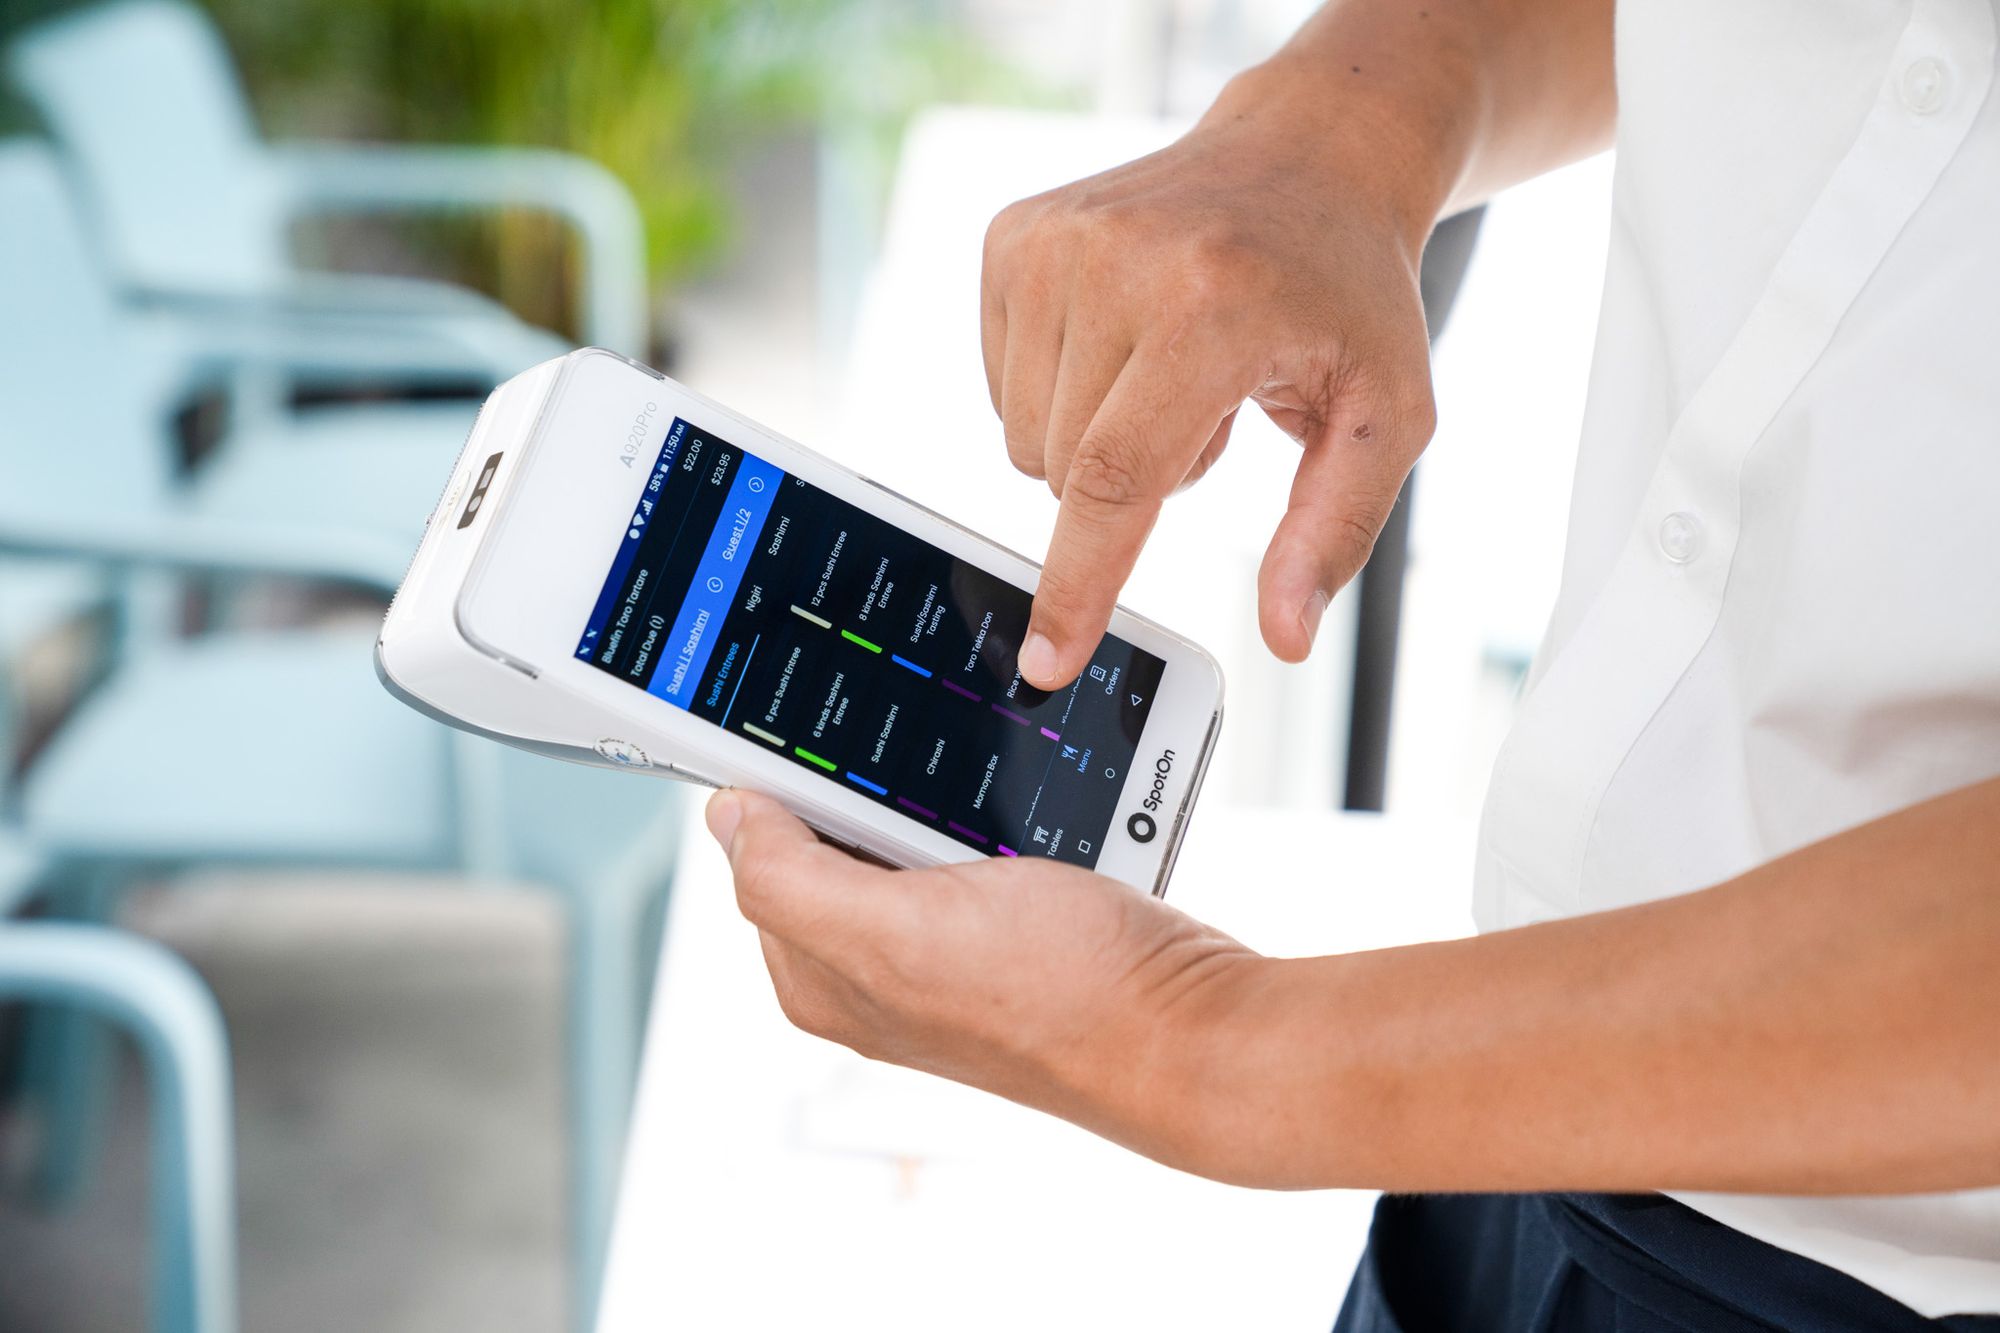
[[0, 628, 677, 1332], [0, 135, 502, 619], [6, 0, 647, 376], [1, 837, 238, 1333], [1, 143, 678, 1330]]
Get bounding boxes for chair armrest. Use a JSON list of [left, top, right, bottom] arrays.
[[0, 920, 235, 1333], [0, 510, 412, 598], [130, 290, 563, 393], [266, 142, 648, 354]]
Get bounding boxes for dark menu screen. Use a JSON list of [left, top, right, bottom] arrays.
[[575, 417, 1165, 867]]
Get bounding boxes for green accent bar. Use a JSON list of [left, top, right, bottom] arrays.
[[793, 747, 837, 772], [840, 629, 882, 653]]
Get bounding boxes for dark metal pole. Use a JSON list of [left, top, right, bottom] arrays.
[[1342, 206, 1485, 811]]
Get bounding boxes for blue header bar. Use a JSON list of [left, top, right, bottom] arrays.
[[647, 452, 784, 707], [577, 418, 688, 659]]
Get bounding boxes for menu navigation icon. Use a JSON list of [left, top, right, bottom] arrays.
[[1129, 693, 1144, 707]]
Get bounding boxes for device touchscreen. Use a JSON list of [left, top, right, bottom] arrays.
[[573, 416, 1166, 869]]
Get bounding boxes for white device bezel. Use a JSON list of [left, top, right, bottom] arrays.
[[382, 349, 1223, 895]]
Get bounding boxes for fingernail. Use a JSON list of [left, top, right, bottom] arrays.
[[1301, 589, 1331, 648], [1018, 631, 1059, 685], [705, 789, 744, 850]]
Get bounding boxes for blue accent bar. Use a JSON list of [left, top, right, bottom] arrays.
[[845, 772, 889, 796], [891, 654, 932, 678], [577, 419, 687, 659], [648, 453, 784, 707], [719, 634, 760, 729]]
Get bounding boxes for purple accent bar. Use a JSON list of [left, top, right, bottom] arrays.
[[1039, 727, 1060, 741], [997, 844, 1018, 857], [940, 679, 982, 703], [897, 797, 938, 821], [992, 704, 1032, 727], [947, 821, 990, 845]]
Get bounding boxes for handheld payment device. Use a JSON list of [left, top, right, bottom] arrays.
[[377, 349, 1223, 895]]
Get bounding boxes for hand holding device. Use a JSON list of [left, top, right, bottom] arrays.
[[707, 786, 1262, 1172]]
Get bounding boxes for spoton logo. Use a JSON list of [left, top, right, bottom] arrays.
[[1141, 748, 1176, 812], [1128, 747, 1177, 843], [619, 401, 660, 468]]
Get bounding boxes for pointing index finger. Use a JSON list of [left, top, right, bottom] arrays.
[[1019, 348, 1245, 689]]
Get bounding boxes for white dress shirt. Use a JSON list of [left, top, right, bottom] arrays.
[[1473, 0, 2000, 1314]]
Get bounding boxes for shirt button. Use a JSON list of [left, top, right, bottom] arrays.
[[1658, 511, 1704, 565], [1899, 56, 1952, 115]]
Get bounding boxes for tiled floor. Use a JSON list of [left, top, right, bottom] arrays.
[[0, 877, 569, 1333]]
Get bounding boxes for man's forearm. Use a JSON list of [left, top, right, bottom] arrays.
[[1168, 778, 2000, 1194], [1215, 0, 1616, 246]]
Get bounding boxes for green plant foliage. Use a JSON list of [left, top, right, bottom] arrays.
[[191, 0, 1052, 292], [5, 0, 1060, 336], [199, 0, 840, 281]]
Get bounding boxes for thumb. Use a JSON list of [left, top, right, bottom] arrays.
[[706, 789, 862, 938], [1256, 396, 1430, 663]]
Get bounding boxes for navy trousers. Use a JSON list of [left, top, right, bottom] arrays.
[[1333, 1193, 2000, 1332]]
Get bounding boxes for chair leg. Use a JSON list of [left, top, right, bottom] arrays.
[[0, 923, 237, 1333], [18, 985, 114, 1202], [138, 948, 237, 1333], [19, 866, 122, 1204]]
